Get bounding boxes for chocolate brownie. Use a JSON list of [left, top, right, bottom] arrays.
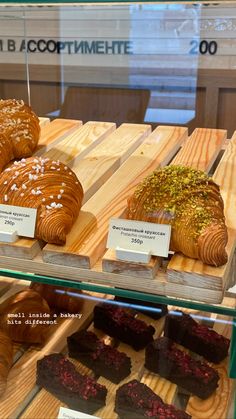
[[93, 303, 155, 351], [115, 379, 191, 419], [114, 296, 168, 320], [164, 310, 230, 363], [145, 337, 219, 399], [67, 330, 131, 383], [36, 353, 107, 414]]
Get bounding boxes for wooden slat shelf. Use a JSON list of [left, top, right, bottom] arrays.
[[0, 119, 235, 304]]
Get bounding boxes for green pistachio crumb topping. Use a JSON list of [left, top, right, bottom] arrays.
[[133, 165, 219, 237]]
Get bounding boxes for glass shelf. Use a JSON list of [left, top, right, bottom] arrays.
[[0, 1, 205, 4], [1, 267, 236, 317]]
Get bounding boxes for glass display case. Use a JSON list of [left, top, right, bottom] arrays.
[[0, 2, 235, 419]]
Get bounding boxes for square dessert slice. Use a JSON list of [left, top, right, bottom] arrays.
[[115, 379, 191, 419], [145, 337, 219, 400], [114, 295, 168, 320], [67, 330, 131, 383], [93, 303, 155, 351], [36, 353, 107, 414], [164, 310, 230, 363]]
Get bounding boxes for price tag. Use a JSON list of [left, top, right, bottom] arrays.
[[58, 407, 100, 419], [107, 218, 171, 262], [0, 204, 37, 242]]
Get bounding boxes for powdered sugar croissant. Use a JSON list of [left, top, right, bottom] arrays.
[[126, 165, 228, 267], [0, 99, 40, 171], [0, 156, 84, 244]]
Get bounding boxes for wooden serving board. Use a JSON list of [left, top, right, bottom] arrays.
[[43, 121, 116, 165], [0, 120, 116, 259], [39, 117, 50, 127], [74, 123, 151, 203], [186, 298, 234, 419], [36, 118, 82, 155], [0, 122, 150, 260], [0, 121, 235, 304], [167, 131, 236, 295], [42, 125, 187, 268], [0, 280, 232, 419], [171, 128, 227, 172], [0, 286, 104, 419]]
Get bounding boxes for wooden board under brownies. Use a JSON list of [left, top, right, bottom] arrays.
[[0, 279, 234, 419]]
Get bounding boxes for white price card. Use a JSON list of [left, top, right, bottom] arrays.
[[0, 204, 37, 240], [107, 218, 171, 259], [58, 407, 100, 419]]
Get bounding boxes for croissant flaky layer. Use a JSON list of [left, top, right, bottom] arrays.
[[0, 329, 13, 396], [0, 99, 40, 171], [0, 156, 84, 244], [0, 290, 51, 344], [126, 165, 228, 267]]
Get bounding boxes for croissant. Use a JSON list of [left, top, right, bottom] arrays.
[[30, 283, 84, 314], [0, 329, 13, 397], [0, 156, 84, 244], [0, 131, 14, 173], [0, 290, 51, 344], [126, 165, 228, 267], [0, 99, 40, 170]]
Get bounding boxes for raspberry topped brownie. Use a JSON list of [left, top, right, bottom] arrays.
[[115, 379, 191, 419], [164, 310, 230, 363], [67, 330, 131, 383], [93, 303, 155, 350], [145, 337, 219, 399], [114, 295, 168, 320], [36, 353, 107, 414]]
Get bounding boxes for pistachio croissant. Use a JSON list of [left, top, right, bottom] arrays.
[[0, 290, 51, 344], [126, 165, 228, 266], [0, 329, 13, 396], [0, 156, 84, 244], [0, 99, 40, 171]]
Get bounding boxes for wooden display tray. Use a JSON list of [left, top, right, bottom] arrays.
[[0, 279, 234, 419], [0, 119, 236, 304]]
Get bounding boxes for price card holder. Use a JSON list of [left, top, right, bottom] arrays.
[[0, 204, 37, 243], [58, 406, 100, 419], [107, 218, 171, 263], [0, 229, 19, 243], [116, 246, 151, 263]]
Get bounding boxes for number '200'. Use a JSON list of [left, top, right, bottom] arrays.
[[189, 40, 218, 55]]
